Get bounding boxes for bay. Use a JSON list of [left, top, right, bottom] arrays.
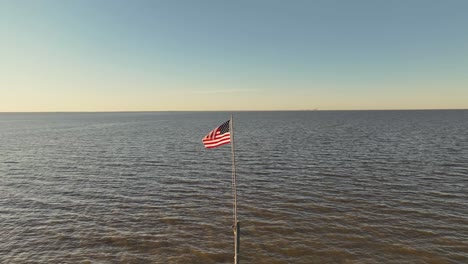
[[1, 110, 467, 263]]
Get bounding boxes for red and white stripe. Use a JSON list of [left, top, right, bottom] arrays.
[[202, 128, 231, 149]]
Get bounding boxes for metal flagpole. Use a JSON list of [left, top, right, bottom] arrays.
[[230, 114, 240, 264]]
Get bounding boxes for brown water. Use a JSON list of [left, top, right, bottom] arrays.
[[1, 111, 467, 263]]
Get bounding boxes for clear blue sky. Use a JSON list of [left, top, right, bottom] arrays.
[[1, 0, 467, 111]]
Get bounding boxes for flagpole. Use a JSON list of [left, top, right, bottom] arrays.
[[230, 114, 240, 264]]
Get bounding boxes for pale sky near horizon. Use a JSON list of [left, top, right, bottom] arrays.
[[1, 0, 467, 112]]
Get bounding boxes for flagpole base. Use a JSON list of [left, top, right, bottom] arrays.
[[234, 221, 240, 264]]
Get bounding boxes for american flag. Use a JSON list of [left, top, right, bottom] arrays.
[[202, 120, 231, 149]]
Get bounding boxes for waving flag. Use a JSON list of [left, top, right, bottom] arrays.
[[202, 120, 231, 149], [201, 116, 240, 263]]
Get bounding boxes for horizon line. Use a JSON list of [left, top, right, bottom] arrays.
[[1, 108, 467, 113]]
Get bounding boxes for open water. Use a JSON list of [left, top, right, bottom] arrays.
[[1, 110, 467, 263]]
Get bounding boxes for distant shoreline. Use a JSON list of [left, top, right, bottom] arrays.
[[0, 109, 467, 114]]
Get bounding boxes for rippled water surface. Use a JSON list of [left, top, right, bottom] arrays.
[[1, 111, 467, 263]]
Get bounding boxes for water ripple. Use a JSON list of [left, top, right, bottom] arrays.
[[1, 111, 467, 263]]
